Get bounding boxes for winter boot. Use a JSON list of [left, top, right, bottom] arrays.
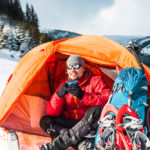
[[40, 106, 102, 150], [40, 135, 64, 150], [84, 106, 103, 127], [78, 139, 95, 150], [40, 118, 91, 150]]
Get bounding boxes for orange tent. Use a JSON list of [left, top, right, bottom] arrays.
[[0, 35, 150, 149]]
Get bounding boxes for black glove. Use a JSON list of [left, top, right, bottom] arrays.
[[68, 84, 84, 100], [56, 83, 68, 98]]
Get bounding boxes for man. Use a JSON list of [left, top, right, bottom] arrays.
[[40, 55, 110, 150]]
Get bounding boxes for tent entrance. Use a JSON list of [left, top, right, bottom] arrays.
[[2, 53, 117, 135]]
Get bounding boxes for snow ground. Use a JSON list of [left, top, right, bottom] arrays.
[[0, 50, 20, 96]]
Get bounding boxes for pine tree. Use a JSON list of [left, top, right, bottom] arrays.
[[7, 28, 16, 51], [30, 5, 39, 28], [11, 0, 24, 21], [0, 25, 4, 33], [0, 0, 7, 14], [0, 0, 48, 53], [19, 31, 33, 56], [30, 25, 40, 44], [14, 23, 25, 51], [0, 25, 4, 49], [7, 0, 14, 18], [0, 30, 8, 49], [40, 33, 50, 44], [24, 3, 40, 45], [25, 3, 31, 24], [25, 4, 39, 27]]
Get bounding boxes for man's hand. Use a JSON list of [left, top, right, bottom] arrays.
[[56, 83, 68, 98], [68, 84, 84, 100]]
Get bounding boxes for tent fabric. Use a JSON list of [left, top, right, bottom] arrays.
[[0, 35, 150, 134], [2, 95, 48, 135], [16, 131, 52, 150]]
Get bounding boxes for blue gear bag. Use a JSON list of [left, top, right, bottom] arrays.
[[110, 67, 148, 121]]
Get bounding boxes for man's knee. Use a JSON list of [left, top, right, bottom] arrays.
[[39, 115, 54, 132]]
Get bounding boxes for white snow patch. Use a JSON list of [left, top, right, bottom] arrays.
[[0, 49, 20, 96], [0, 128, 9, 150], [142, 47, 150, 55]]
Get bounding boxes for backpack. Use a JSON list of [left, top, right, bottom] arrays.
[[94, 67, 149, 149], [110, 67, 148, 121]]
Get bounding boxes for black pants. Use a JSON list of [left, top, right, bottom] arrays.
[[40, 106, 102, 136], [40, 106, 103, 150], [40, 115, 80, 135]]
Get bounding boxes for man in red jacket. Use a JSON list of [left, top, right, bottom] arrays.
[[40, 55, 110, 150]]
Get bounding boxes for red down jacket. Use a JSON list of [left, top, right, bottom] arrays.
[[46, 71, 110, 120]]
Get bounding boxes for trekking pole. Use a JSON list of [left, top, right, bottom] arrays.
[[125, 41, 144, 72]]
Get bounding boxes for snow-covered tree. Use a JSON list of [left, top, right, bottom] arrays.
[[0, 28, 8, 49], [19, 31, 32, 56], [14, 23, 25, 51], [7, 28, 17, 51]]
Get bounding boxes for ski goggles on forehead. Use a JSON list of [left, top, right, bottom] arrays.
[[67, 64, 82, 70]]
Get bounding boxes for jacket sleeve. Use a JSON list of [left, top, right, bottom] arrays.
[[46, 92, 65, 116], [81, 76, 110, 106]]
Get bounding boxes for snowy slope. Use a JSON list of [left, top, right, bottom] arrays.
[[0, 50, 20, 150], [0, 50, 20, 96]]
